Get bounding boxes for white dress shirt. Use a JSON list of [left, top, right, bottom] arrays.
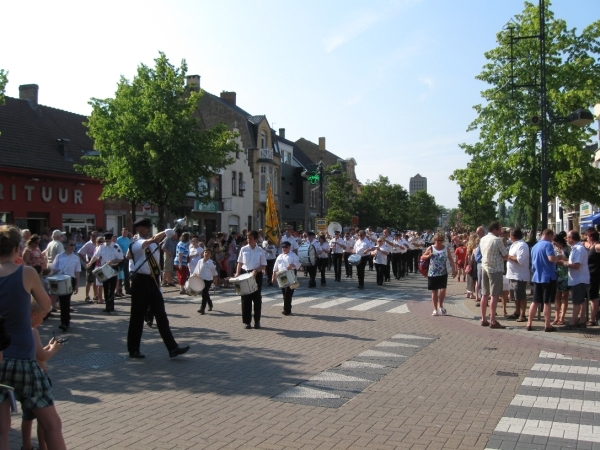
[[192, 258, 218, 281], [330, 237, 346, 254], [273, 252, 301, 273], [93, 243, 123, 269], [344, 237, 355, 253], [316, 241, 330, 259], [52, 252, 81, 279], [506, 239, 531, 282], [237, 244, 267, 271], [280, 234, 299, 253], [354, 238, 372, 256]]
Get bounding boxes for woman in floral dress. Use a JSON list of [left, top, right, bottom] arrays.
[[421, 232, 456, 316]]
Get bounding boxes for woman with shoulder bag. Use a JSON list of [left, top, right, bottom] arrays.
[[465, 234, 478, 300], [420, 232, 456, 316]]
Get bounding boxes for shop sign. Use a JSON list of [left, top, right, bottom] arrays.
[[581, 202, 592, 216], [194, 201, 219, 212], [0, 183, 83, 204], [316, 218, 328, 232]]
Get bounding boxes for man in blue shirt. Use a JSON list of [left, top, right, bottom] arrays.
[[116, 228, 132, 295], [526, 229, 558, 332]]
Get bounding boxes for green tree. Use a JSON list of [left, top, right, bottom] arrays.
[[406, 190, 440, 231], [355, 176, 409, 230], [77, 52, 235, 228], [324, 163, 356, 227], [0, 69, 7, 105], [450, 2, 600, 238]]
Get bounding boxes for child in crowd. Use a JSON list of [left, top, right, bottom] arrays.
[[192, 249, 219, 314], [454, 242, 467, 282], [21, 299, 63, 450]]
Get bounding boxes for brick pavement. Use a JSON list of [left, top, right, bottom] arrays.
[[8, 270, 599, 449]]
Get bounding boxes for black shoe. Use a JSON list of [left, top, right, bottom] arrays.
[[169, 345, 190, 358], [129, 351, 145, 359], [145, 319, 153, 328], [245, 323, 252, 329], [282, 311, 292, 316], [198, 310, 205, 315], [208, 306, 213, 311], [102, 308, 111, 313], [254, 322, 261, 329], [358, 285, 364, 289], [308, 284, 316, 288], [58, 324, 68, 332]]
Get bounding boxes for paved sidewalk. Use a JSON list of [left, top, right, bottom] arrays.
[[9, 269, 599, 449]]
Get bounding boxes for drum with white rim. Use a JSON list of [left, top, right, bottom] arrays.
[[185, 275, 205, 296], [230, 273, 258, 296], [48, 274, 73, 296], [93, 263, 116, 282], [276, 270, 299, 289], [298, 243, 317, 266], [348, 254, 362, 266]]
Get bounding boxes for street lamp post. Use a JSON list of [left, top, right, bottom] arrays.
[[302, 159, 341, 220]]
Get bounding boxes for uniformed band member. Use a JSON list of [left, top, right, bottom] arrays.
[[330, 230, 345, 282], [87, 233, 123, 312], [305, 231, 318, 288], [192, 248, 218, 315], [235, 230, 267, 329], [272, 241, 301, 315], [391, 233, 403, 280], [343, 231, 355, 278], [280, 225, 299, 254], [126, 218, 190, 359], [353, 230, 373, 289], [263, 239, 277, 286], [316, 234, 330, 286]]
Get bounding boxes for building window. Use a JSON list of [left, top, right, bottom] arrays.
[[260, 131, 267, 149], [274, 169, 279, 195], [260, 165, 274, 193], [310, 186, 318, 208], [239, 173, 244, 197], [232, 171, 237, 196]]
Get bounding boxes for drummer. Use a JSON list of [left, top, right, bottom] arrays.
[[191, 248, 218, 315], [353, 230, 373, 289], [304, 231, 318, 288], [235, 230, 267, 329], [272, 241, 301, 316], [316, 234, 330, 286], [343, 231, 356, 278], [49, 237, 81, 332], [87, 232, 123, 312]]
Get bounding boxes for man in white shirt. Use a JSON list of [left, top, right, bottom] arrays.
[[562, 231, 590, 328], [280, 226, 299, 255], [44, 229, 66, 266], [272, 241, 301, 316], [87, 233, 123, 313], [343, 231, 355, 278], [353, 230, 373, 289], [330, 230, 346, 282], [235, 230, 267, 329], [505, 228, 530, 322], [303, 231, 319, 288], [263, 239, 278, 287], [126, 218, 190, 359]]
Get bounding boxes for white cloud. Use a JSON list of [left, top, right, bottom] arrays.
[[324, 11, 380, 53]]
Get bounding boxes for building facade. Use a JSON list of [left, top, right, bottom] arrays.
[[409, 174, 427, 195]]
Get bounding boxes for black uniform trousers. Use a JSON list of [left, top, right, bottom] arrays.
[[407, 250, 416, 273], [317, 258, 328, 285], [282, 286, 295, 314], [385, 255, 391, 282], [200, 279, 213, 312], [102, 276, 118, 311], [391, 253, 401, 279], [344, 253, 353, 277], [357, 256, 369, 287], [58, 277, 77, 328], [307, 264, 317, 287], [127, 273, 178, 354], [400, 252, 409, 277], [265, 259, 275, 286], [241, 270, 262, 325], [375, 263, 386, 285], [333, 253, 343, 281]]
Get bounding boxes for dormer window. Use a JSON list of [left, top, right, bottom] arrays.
[[260, 131, 267, 149]]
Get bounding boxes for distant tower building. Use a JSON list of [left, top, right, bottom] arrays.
[[409, 174, 427, 195]]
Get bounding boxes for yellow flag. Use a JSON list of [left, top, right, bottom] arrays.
[[265, 181, 280, 246]]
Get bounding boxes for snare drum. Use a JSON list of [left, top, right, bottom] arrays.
[[185, 275, 205, 296], [298, 243, 317, 266], [48, 274, 73, 296], [92, 263, 116, 282], [348, 254, 362, 266], [276, 270, 298, 289], [230, 273, 258, 296]]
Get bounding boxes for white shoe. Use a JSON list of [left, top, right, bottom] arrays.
[[432, 310, 439, 316], [437, 307, 443, 316], [440, 307, 447, 316]]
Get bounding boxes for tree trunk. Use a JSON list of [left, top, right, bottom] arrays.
[[157, 204, 166, 231], [130, 201, 138, 227], [528, 202, 539, 244]]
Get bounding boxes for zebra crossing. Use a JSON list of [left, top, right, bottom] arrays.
[[272, 332, 437, 408], [167, 287, 413, 314], [485, 351, 600, 450]]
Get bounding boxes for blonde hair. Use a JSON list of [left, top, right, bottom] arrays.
[[466, 233, 479, 254], [31, 298, 45, 313]]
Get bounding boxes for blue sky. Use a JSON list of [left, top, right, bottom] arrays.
[[1, 0, 597, 208]]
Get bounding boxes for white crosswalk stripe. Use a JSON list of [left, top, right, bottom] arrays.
[[347, 300, 390, 311], [387, 304, 410, 314], [486, 351, 600, 449], [310, 298, 356, 309]]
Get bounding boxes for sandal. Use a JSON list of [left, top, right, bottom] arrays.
[[516, 317, 527, 322], [507, 313, 519, 320], [551, 319, 560, 325], [557, 320, 565, 326]]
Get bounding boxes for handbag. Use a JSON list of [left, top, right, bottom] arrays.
[[465, 264, 472, 274], [418, 246, 431, 277]]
